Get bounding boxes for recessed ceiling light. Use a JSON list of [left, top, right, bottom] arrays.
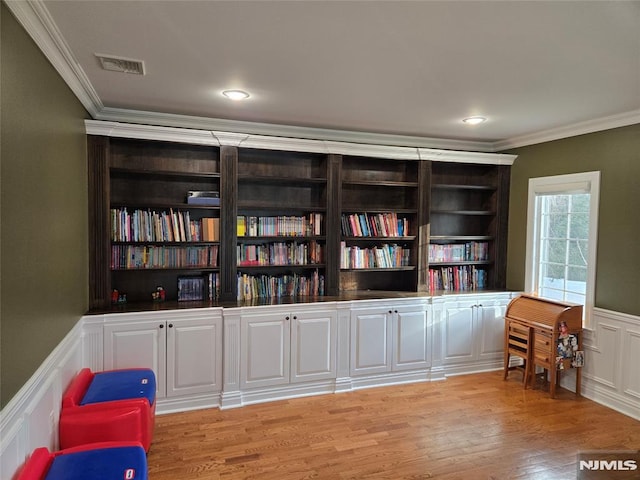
[[462, 116, 487, 125], [222, 90, 250, 100]]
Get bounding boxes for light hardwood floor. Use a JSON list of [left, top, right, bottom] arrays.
[[147, 372, 640, 479]]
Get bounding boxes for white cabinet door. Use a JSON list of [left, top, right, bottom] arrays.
[[440, 294, 511, 367], [291, 310, 337, 383], [104, 319, 166, 398], [393, 306, 430, 371], [166, 316, 223, 397], [477, 299, 509, 362], [350, 308, 392, 376], [240, 313, 290, 389], [441, 300, 477, 365]]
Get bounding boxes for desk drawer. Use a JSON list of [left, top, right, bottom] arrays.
[[533, 349, 552, 367], [534, 330, 552, 350]]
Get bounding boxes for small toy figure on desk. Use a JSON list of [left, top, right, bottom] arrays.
[[111, 289, 127, 304], [152, 286, 165, 302]]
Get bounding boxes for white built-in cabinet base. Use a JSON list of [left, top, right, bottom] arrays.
[[86, 293, 515, 413]]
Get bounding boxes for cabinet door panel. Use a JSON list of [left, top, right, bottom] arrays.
[[166, 317, 222, 397], [394, 308, 430, 371], [477, 303, 507, 360], [104, 320, 166, 397], [442, 301, 476, 364], [350, 310, 392, 376], [291, 311, 337, 383], [241, 314, 290, 389]]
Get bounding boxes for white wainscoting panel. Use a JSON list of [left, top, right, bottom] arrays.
[[0, 318, 86, 479], [582, 308, 640, 420]]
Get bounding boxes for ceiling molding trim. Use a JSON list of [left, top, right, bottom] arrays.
[[5, 0, 103, 117], [325, 142, 419, 160], [85, 120, 517, 165], [493, 109, 640, 151], [235, 135, 330, 154], [419, 148, 516, 166], [94, 107, 497, 153], [85, 120, 221, 146]]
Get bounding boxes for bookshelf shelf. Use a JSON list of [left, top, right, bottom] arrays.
[[238, 174, 326, 185], [111, 168, 220, 180], [342, 180, 419, 188], [340, 267, 416, 272], [112, 267, 220, 272]]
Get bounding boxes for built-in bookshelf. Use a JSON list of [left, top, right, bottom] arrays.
[[87, 125, 513, 309], [428, 162, 510, 292], [338, 156, 428, 292], [89, 136, 222, 306], [235, 148, 330, 301]]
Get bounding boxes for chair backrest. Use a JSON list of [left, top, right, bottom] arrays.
[[61, 368, 95, 408], [507, 319, 532, 356], [15, 447, 53, 480]]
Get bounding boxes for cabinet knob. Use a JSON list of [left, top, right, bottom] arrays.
[[159, 324, 164, 329], [168, 323, 173, 328], [293, 316, 297, 320], [389, 310, 393, 314], [394, 310, 398, 314], [285, 316, 290, 321]]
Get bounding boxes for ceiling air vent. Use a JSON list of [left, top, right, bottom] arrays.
[[96, 54, 145, 75]]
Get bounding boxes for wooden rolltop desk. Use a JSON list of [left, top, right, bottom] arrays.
[[504, 294, 583, 398]]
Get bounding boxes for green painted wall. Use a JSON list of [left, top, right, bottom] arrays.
[[1, 3, 89, 408], [505, 123, 640, 317]]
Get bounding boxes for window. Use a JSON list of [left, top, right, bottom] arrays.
[[525, 171, 600, 326]]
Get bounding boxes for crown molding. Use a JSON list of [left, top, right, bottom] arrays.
[[86, 120, 517, 165], [492, 110, 640, 151], [4, 0, 103, 117], [418, 148, 516, 166], [85, 120, 221, 146], [94, 107, 493, 153]]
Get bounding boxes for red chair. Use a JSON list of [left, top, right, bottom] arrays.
[[59, 368, 156, 452], [16, 441, 147, 480]]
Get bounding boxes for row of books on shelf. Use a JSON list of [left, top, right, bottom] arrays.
[[237, 214, 323, 237], [341, 212, 410, 237], [237, 241, 324, 266], [428, 242, 489, 263], [111, 208, 219, 242], [111, 245, 219, 270], [340, 242, 411, 269], [237, 270, 325, 300], [428, 266, 487, 291], [177, 273, 219, 301]]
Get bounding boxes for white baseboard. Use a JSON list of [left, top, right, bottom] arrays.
[[156, 392, 221, 416]]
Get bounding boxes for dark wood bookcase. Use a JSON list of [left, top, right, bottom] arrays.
[[89, 136, 223, 308], [337, 156, 429, 292], [428, 162, 510, 292], [88, 134, 510, 310], [235, 148, 334, 300]]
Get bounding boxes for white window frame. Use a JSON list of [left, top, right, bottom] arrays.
[[525, 171, 600, 327]]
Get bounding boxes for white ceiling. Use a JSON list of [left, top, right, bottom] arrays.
[[8, 0, 640, 151]]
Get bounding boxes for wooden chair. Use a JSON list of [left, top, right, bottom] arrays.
[[503, 318, 533, 387]]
